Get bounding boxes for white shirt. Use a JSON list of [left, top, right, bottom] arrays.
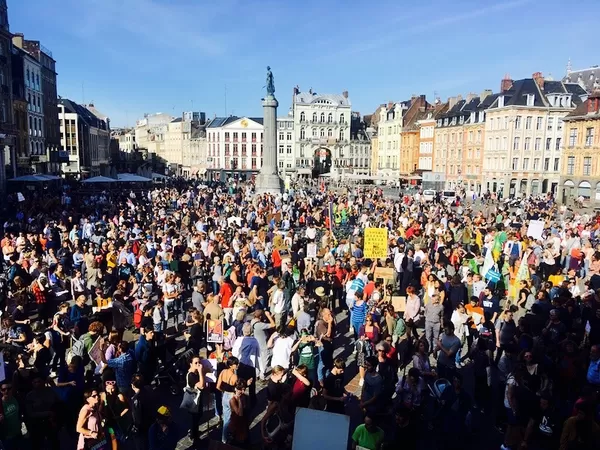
[[271, 335, 294, 369]]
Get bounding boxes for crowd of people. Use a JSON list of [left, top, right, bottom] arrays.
[[0, 177, 599, 450]]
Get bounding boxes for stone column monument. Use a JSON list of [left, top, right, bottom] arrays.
[[255, 66, 282, 195]]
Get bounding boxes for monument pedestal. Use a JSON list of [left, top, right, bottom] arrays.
[[255, 95, 282, 195]]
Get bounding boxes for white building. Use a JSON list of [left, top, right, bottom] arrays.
[[376, 101, 408, 177], [483, 74, 588, 196], [58, 99, 110, 177], [85, 104, 110, 172], [292, 89, 352, 178], [206, 116, 264, 177], [277, 115, 295, 174], [134, 113, 173, 156]]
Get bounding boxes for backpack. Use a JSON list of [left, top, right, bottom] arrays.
[[134, 307, 143, 329], [71, 333, 89, 358]]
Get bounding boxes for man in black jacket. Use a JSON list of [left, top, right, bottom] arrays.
[[130, 374, 157, 450]]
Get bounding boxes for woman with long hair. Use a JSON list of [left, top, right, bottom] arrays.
[[100, 380, 130, 449], [186, 355, 205, 446], [76, 389, 104, 450]]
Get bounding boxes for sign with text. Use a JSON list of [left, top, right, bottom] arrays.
[[363, 228, 388, 259], [207, 319, 224, 343]]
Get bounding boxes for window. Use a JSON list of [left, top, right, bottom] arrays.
[[555, 138, 561, 150], [544, 158, 550, 171], [327, 113, 333, 123], [300, 112, 305, 122], [225, 132, 230, 141], [525, 116, 532, 129], [300, 127, 305, 139], [512, 157, 519, 170], [251, 143, 257, 155], [567, 156, 575, 175], [546, 138, 551, 151], [534, 138, 541, 151], [312, 128, 317, 137], [523, 158, 529, 170], [557, 119, 563, 131], [513, 137, 520, 150], [327, 128, 332, 137], [233, 132, 238, 141], [526, 94, 535, 107], [536, 117, 543, 130], [286, 145, 292, 154], [585, 127, 594, 147], [533, 158, 540, 170], [476, 130, 481, 142], [547, 117, 554, 131], [554, 158, 560, 171], [278, 144, 284, 154], [469, 131, 473, 142], [251, 132, 256, 142], [503, 137, 507, 150], [312, 113, 317, 122], [583, 156, 592, 176], [320, 128, 325, 137], [340, 114, 345, 124], [279, 121, 284, 129], [504, 116, 508, 129], [279, 132, 284, 141], [320, 113, 325, 123], [524, 137, 531, 151], [515, 116, 522, 129], [569, 128, 578, 147]]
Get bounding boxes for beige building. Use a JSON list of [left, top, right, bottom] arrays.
[[134, 112, 173, 157], [559, 92, 600, 204], [483, 73, 587, 196], [370, 133, 379, 176]]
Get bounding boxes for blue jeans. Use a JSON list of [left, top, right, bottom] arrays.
[[317, 343, 333, 383], [222, 391, 233, 443]]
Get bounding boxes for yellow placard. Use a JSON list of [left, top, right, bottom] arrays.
[[363, 228, 388, 259]]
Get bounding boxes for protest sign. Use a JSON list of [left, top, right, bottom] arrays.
[[207, 319, 224, 343], [526, 219, 545, 240], [363, 228, 388, 259]]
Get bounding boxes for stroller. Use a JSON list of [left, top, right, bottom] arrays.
[[154, 345, 195, 395], [427, 378, 451, 403]]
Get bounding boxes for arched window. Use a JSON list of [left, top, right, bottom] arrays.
[[320, 113, 325, 123], [339, 129, 344, 141], [320, 128, 325, 137], [312, 112, 317, 122], [327, 128, 332, 137], [339, 114, 345, 124], [312, 127, 317, 137], [300, 112, 305, 122], [327, 113, 333, 123], [300, 127, 305, 139]]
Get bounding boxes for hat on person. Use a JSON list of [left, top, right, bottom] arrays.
[[315, 287, 326, 297], [157, 406, 171, 417]]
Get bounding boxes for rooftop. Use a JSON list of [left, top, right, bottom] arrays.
[[293, 91, 351, 107]]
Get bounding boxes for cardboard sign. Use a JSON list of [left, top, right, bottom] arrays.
[[391, 295, 406, 312], [88, 336, 103, 367], [526, 219, 545, 240], [374, 267, 395, 286], [363, 228, 388, 259], [207, 319, 224, 343]]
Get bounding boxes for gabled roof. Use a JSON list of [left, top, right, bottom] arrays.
[[563, 93, 600, 121], [563, 66, 600, 93], [59, 98, 108, 129], [489, 78, 586, 109]]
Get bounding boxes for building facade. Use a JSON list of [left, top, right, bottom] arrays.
[[10, 44, 27, 173], [417, 103, 446, 173], [483, 74, 587, 196], [58, 99, 110, 177], [462, 91, 494, 193], [292, 88, 352, 178], [399, 95, 431, 177], [13, 34, 60, 172], [134, 113, 173, 156], [370, 133, 379, 176], [0, 0, 13, 190], [563, 65, 600, 94], [206, 116, 264, 179], [277, 115, 295, 174], [376, 101, 407, 177], [559, 92, 600, 204]]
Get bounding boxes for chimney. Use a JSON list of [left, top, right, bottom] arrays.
[[448, 96, 457, 110], [342, 90, 349, 99], [12, 33, 24, 48], [532, 72, 544, 90], [420, 94, 426, 104], [387, 101, 394, 110], [466, 93, 477, 103], [480, 89, 492, 102], [501, 74, 513, 93]]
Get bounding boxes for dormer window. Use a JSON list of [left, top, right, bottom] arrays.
[[444, 118, 448, 126], [459, 116, 464, 124], [478, 111, 485, 122], [470, 112, 475, 123], [498, 96, 505, 108], [437, 119, 442, 127], [526, 94, 535, 107], [451, 117, 457, 125]]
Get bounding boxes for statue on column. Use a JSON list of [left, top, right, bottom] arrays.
[[266, 66, 275, 97]]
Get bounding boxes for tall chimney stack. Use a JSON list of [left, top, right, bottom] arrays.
[[532, 72, 544, 90], [342, 90, 349, 99], [501, 74, 513, 93]]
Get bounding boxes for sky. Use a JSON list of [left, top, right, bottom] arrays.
[[9, 0, 600, 127]]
